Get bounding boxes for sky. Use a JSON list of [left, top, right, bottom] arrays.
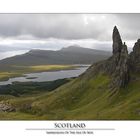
[[0, 14, 140, 60]]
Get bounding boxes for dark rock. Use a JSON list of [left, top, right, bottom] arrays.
[[111, 42, 129, 88], [129, 39, 140, 72], [85, 26, 130, 89], [82, 26, 140, 90], [112, 26, 123, 55], [106, 27, 130, 88]]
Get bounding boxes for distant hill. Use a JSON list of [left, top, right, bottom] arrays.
[[0, 45, 111, 68]]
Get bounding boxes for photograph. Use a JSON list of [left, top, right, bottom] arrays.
[[0, 14, 139, 120]]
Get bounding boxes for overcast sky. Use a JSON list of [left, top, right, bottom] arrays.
[[0, 14, 140, 59]]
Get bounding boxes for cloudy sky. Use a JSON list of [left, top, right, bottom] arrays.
[[0, 14, 140, 59]]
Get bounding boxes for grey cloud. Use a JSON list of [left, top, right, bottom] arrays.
[[0, 14, 139, 41], [113, 14, 140, 41], [0, 14, 116, 40]]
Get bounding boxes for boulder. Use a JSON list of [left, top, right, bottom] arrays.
[[0, 102, 15, 112]]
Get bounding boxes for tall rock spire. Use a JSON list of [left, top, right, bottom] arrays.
[[86, 26, 130, 90], [111, 27, 129, 88], [106, 27, 129, 89], [112, 26, 123, 54]]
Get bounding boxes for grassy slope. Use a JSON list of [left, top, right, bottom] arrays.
[[0, 65, 77, 81], [0, 72, 140, 120]]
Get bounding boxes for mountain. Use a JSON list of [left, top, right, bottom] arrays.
[[0, 45, 111, 67], [1, 26, 140, 120]]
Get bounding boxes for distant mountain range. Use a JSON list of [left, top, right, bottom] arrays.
[[0, 45, 111, 67]]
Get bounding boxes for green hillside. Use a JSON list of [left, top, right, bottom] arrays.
[[0, 71, 140, 120]]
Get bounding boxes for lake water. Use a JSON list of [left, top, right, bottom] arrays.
[[0, 66, 89, 86]]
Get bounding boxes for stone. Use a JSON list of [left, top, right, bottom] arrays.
[[112, 26, 123, 55], [83, 26, 140, 90], [0, 102, 15, 112], [89, 26, 130, 89], [129, 39, 140, 72], [112, 43, 129, 88], [108, 27, 130, 88]]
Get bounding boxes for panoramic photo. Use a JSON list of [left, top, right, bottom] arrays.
[[0, 14, 140, 120]]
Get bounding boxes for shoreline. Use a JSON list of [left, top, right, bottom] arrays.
[[0, 64, 90, 82]]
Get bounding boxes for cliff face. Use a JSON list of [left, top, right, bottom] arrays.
[[129, 39, 140, 73]]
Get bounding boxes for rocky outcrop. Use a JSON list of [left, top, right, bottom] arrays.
[[129, 39, 140, 72], [112, 26, 123, 55], [83, 26, 140, 90], [0, 102, 15, 112], [111, 42, 129, 88], [84, 26, 130, 89], [107, 26, 130, 88]]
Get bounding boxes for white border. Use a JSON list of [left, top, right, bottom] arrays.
[[0, 0, 139, 140], [0, 0, 139, 13], [0, 121, 139, 140]]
